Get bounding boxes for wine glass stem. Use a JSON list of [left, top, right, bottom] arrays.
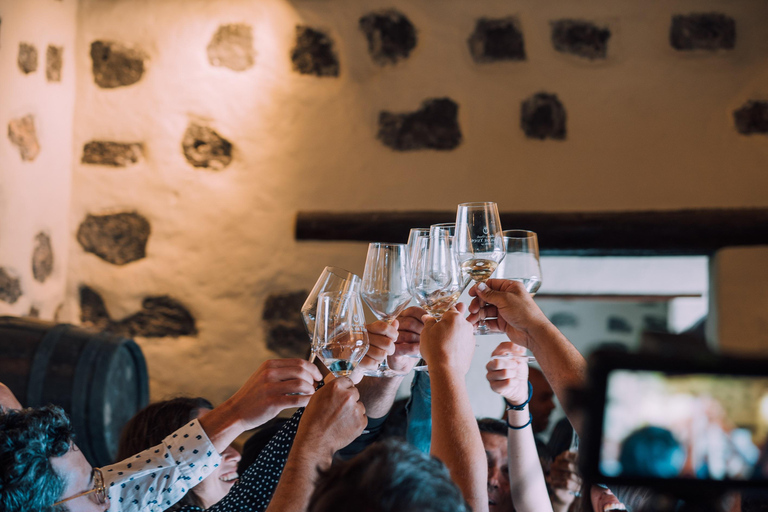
[[376, 317, 397, 372]]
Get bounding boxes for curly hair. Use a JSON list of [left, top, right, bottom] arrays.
[[0, 405, 74, 512], [309, 438, 470, 512], [117, 397, 214, 511]]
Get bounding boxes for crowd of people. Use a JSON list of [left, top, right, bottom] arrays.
[[0, 279, 759, 512]]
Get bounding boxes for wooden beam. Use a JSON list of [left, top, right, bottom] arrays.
[[295, 208, 768, 256]]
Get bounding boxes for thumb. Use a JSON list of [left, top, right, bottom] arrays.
[[475, 282, 499, 303]]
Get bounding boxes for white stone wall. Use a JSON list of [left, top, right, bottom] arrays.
[[0, 0, 77, 319], [63, 0, 768, 404]]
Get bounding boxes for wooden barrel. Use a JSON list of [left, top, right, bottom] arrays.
[[0, 316, 149, 467]]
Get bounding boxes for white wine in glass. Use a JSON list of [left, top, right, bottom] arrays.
[[301, 266, 361, 362], [314, 291, 369, 377], [455, 202, 505, 334]]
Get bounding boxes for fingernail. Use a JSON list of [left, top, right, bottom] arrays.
[[477, 283, 488, 291]]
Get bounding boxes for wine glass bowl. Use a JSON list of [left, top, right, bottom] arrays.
[[409, 226, 464, 322], [361, 243, 411, 377], [314, 291, 369, 377], [497, 230, 542, 295], [455, 202, 505, 334], [301, 266, 361, 360]]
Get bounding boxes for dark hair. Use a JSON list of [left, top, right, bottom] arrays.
[[309, 439, 470, 512], [478, 417, 508, 437], [619, 426, 685, 478], [0, 405, 74, 512], [117, 397, 214, 510]]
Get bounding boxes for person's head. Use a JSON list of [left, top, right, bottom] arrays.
[[117, 397, 241, 510], [477, 418, 513, 512], [309, 438, 470, 512], [0, 405, 107, 512], [618, 426, 685, 478], [590, 484, 627, 511], [528, 368, 555, 434]]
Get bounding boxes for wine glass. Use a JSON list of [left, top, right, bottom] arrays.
[[301, 267, 361, 362], [409, 226, 466, 370], [361, 243, 412, 378], [496, 230, 542, 294], [407, 228, 430, 268], [454, 202, 505, 334], [314, 291, 369, 377]]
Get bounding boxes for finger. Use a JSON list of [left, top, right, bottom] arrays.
[[333, 376, 355, 389], [396, 331, 421, 344], [266, 359, 323, 381], [392, 342, 421, 357], [486, 357, 519, 372], [361, 344, 390, 364], [455, 302, 466, 314], [397, 315, 425, 335], [421, 314, 438, 328], [399, 306, 428, 320], [366, 320, 397, 339], [264, 364, 324, 385], [491, 341, 515, 357], [368, 335, 396, 355]]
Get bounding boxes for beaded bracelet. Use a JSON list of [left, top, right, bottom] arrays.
[[505, 381, 533, 430]]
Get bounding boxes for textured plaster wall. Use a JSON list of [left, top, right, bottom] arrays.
[[0, 0, 77, 318], [65, 0, 768, 404]]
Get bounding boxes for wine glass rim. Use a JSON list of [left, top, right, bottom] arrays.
[[457, 201, 498, 207], [502, 229, 537, 239], [317, 290, 360, 299], [322, 266, 361, 281], [368, 242, 407, 248], [409, 227, 430, 233], [430, 222, 455, 228]]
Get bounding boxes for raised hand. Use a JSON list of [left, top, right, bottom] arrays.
[[548, 451, 582, 511], [225, 358, 323, 430], [296, 377, 368, 458], [351, 320, 398, 383], [467, 279, 550, 349], [485, 342, 530, 404], [388, 306, 427, 373], [419, 303, 474, 376]]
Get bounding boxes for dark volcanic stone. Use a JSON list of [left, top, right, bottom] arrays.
[[18, 43, 38, 74], [32, 232, 54, 283], [734, 101, 768, 135], [207, 24, 255, 71], [468, 17, 526, 63], [76, 212, 150, 265], [520, 93, 566, 140], [263, 291, 309, 358], [291, 26, 340, 77], [82, 141, 143, 167], [378, 98, 462, 151], [551, 19, 610, 60], [46, 45, 63, 82], [359, 10, 417, 65], [607, 316, 633, 333], [670, 13, 735, 51], [181, 123, 233, 170], [8, 114, 40, 161], [0, 267, 22, 304], [90, 41, 146, 88], [79, 286, 197, 338], [118, 296, 197, 338], [550, 312, 579, 329], [80, 285, 111, 330]]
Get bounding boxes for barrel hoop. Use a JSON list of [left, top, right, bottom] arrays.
[[72, 333, 104, 461], [26, 324, 69, 407]]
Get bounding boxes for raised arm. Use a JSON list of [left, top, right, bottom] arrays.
[[420, 305, 488, 512], [486, 342, 553, 512], [266, 377, 367, 512], [469, 280, 587, 436]]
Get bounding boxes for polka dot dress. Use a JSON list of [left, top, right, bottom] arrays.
[[175, 409, 304, 512]]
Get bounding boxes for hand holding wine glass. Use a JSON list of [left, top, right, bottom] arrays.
[[455, 202, 505, 334], [361, 243, 412, 377]]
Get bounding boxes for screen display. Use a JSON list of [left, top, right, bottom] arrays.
[[601, 370, 768, 481]]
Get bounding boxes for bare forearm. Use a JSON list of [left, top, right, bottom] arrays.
[[526, 321, 587, 436], [197, 400, 246, 454], [356, 375, 403, 418], [507, 408, 554, 512], [430, 369, 488, 512], [266, 444, 329, 512]]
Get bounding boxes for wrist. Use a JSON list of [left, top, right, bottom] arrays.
[[198, 400, 247, 453], [293, 428, 335, 468], [506, 406, 532, 430]]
